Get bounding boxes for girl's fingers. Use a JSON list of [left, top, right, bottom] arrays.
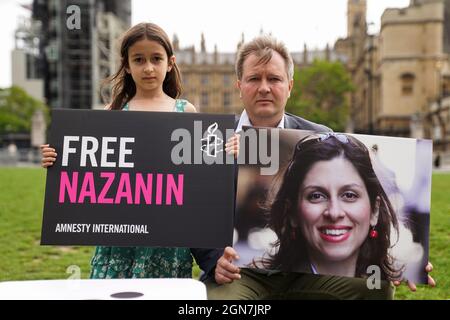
[[42, 151, 57, 157], [41, 162, 54, 168], [42, 157, 56, 161], [41, 144, 57, 167], [41, 157, 56, 165], [42, 148, 56, 154]]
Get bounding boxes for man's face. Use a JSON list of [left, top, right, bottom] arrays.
[[237, 51, 293, 124]]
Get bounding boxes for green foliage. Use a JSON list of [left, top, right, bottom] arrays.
[[286, 60, 353, 132], [0, 86, 50, 134]]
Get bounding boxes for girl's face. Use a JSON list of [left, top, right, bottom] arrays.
[[297, 156, 376, 266], [126, 39, 174, 94]]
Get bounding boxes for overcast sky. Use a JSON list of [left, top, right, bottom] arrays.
[[0, 0, 410, 88]]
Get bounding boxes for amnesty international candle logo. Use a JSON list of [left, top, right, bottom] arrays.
[[40, 109, 236, 248], [201, 123, 223, 157]]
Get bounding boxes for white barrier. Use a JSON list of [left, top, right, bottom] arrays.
[[0, 278, 207, 300]]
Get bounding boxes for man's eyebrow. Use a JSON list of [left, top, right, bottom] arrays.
[[267, 73, 283, 77]]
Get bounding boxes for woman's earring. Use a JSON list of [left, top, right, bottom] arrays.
[[369, 226, 378, 239]]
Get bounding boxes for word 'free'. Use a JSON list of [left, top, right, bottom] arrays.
[[62, 136, 135, 168]]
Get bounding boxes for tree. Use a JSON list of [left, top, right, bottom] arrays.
[[286, 60, 353, 132], [0, 86, 49, 135]]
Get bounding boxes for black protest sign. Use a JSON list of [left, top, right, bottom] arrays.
[[41, 109, 235, 248]]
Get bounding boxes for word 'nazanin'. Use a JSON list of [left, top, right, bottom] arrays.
[[59, 172, 184, 205]]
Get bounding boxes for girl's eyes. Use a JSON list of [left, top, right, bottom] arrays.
[[133, 57, 163, 63]]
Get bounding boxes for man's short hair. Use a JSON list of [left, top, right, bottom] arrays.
[[235, 35, 294, 80]]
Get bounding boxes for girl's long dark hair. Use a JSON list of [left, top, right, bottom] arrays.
[[102, 22, 182, 110], [266, 134, 402, 280]]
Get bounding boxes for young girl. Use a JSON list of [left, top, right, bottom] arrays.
[[41, 22, 239, 279]]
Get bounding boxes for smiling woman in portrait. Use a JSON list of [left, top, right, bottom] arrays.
[[264, 133, 403, 281]]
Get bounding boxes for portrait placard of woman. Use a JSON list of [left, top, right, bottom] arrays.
[[236, 130, 431, 283]]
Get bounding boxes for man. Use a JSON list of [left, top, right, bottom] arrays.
[[205, 35, 435, 299], [234, 35, 329, 133]]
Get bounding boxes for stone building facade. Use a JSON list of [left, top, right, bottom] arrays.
[[336, 0, 450, 150]]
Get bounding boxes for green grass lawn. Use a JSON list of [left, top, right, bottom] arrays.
[[0, 168, 448, 299]]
